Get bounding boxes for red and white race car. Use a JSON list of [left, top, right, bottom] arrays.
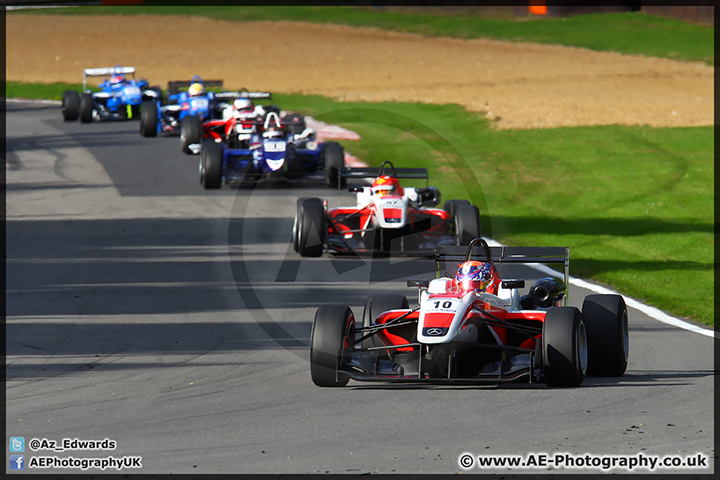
[[310, 238, 629, 387], [293, 161, 481, 256]]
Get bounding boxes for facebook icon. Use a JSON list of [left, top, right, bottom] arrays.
[[10, 455, 25, 470]]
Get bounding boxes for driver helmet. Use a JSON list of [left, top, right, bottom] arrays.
[[110, 75, 125, 87], [188, 82, 205, 97], [371, 175, 403, 197], [455, 261, 495, 292], [233, 98, 254, 112]]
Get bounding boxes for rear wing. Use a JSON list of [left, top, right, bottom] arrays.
[[82, 66, 135, 91], [213, 91, 272, 102], [435, 238, 569, 303], [340, 167, 429, 188], [167, 79, 224, 96]]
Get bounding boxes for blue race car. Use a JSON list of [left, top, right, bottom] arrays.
[[62, 66, 160, 123], [139, 75, 225, 153], [198, 96, 346, 189]]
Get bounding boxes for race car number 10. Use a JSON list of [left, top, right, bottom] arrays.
[[428, 299, 457, 312]]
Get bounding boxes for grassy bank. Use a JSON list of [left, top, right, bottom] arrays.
[[7, 82, 713, 326], [10, 6, 713, 65]]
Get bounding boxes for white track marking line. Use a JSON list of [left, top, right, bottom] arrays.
[[483, 238, 715, 338]]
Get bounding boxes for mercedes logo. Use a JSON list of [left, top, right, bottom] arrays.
[[426, 328, 444, 336]]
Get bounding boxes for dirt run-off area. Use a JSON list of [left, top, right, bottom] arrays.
[[5, 14, 714, 130]]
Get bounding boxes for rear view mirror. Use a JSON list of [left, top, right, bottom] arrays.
[[348, 186, 363, 193], [407, 279, 430, 288], [502, 279, 525, 289]]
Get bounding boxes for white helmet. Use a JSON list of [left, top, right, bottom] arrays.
[[234, 98, 253, 110]]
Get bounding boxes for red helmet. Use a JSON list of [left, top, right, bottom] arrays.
[[111, 75, 125, 86], [371, 175, 403, 197], [455, 261, 495, 292]]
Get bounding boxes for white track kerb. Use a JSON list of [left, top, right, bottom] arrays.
[[483, 238, 715, 339]]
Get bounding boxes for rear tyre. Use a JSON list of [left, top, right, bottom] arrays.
[[79, 93, 93, 123], [140, 101, 158, 137], [62, 90, 80, 121], [292, 197, 312, 253], [582, 294, 629, 377], [310, 305, 355, 387], [282, 113, 306, 135], [199, 139, 223, 189], [323, 142, 346, 189], [181, 115, 202, 154], [454, 204, 481, 245], [297, 198, 325, 257], [542, 307, 587, 387], [362, 294, 409, 352]]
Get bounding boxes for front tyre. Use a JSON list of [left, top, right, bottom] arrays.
[[297, 198, 325, 257], [582, 294, 629, 377], [62, 90, 80, 121], [292, 197, 312, 253], [310, 305, 355, 387], [199, 139, 223, 189], [79, 93, 93, 123], [181, 115, 202, 154], [542, 307, 587, 387], [140, 101, 158, 137]]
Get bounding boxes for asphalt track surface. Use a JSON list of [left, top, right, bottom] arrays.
[[5, 102, 715, 475]]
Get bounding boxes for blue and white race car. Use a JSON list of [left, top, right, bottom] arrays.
[[139, 75, 225, 153], [198, 97, 345, 189], [62, 66, 160, 123]]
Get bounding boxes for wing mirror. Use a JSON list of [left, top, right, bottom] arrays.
[[415, 186, 441, 207], [501, 279, 525, 289]]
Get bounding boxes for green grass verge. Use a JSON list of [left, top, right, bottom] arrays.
[[10, 6, 713, 65], [5, 81, 99, 100], [8, 82, 713, 327]]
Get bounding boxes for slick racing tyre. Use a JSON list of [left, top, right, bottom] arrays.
[[582, 294, 629, 377], [322, 142, 346, 189], [282, 112, 306, 135], [140, 101, 158, 137], [444, 199, 469, 237], [199, 139, 223, 189], [542, 307, 588, 387], [79, 93, 93, 123], [362, 294, 409, 353], [297, 198, 325, 257], [292, 197, 312, 253], [310, 305, 355, 387], [62, 90, 80, 122], [454, 204, 481, 245], [181, 115, 202, 154]]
